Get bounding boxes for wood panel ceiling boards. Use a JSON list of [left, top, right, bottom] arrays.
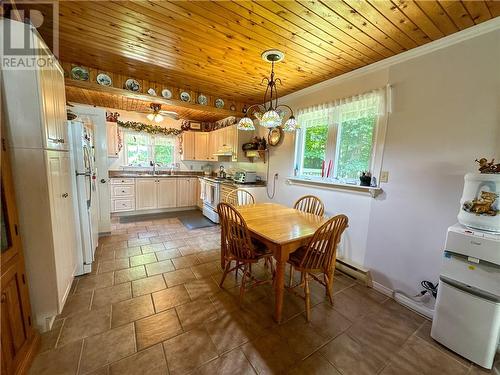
[[31, 1, 498, 112]]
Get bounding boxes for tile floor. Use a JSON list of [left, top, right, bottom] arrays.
[[30, 215, 491, 375]]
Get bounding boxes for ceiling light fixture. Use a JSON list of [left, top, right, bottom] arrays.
[[147, 103, 165, 123], [238, 49, 298, 132]]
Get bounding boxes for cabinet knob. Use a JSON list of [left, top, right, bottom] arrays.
[[58, 138, 65, 143], [100, 179, 107, 184], [62, 193, 69, 198]]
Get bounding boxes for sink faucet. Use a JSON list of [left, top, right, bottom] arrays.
[[150, 161, 161, 175]]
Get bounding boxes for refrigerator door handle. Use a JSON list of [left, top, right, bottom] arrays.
[[440, 276, 500, 303]]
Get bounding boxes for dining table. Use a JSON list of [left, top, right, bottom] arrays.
[[233, 202, 328, 323]]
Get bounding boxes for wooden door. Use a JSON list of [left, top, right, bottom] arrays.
[[136, 179, 157, 210], [1, 135, 39, 375], [53, 65, 69, 150], [194, 132, 209, 161], [207, 132, 217, 161], [54, 153, 77, 310], [181, 132, 195, 161], [176, 178, 196, 207], [188, 178, 198, 206], [157, 179, 177, 209]]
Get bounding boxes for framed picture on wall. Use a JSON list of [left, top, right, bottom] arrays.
[[189, 122, 201, 130]]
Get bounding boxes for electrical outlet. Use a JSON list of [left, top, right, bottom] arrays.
[[380, 171, 389, 183]]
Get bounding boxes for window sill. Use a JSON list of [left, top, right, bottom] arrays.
[[286, 177, 383, 198]]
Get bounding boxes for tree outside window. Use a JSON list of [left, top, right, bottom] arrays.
[[124, 132, 175, 167]]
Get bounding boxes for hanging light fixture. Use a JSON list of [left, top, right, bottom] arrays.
[[146, 103, 164, 123], [237, 49, 298, 132]]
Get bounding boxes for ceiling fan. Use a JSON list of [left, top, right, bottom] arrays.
[[140, 103, 179, 122]]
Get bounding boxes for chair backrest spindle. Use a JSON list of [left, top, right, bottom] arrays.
[[299, 215, 348, 271], [225, 188, 255, 206], [294, 195, 325, 216], [217, 202, 256, 260]]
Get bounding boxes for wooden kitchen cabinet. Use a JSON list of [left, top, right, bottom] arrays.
[[208, 132, 218, 161], [181, 132, 195, 161], [135, 179, 157, 210], [157, 179, 177, 209], [194, 132, 209, 161], [106, 122, 120, 158], [176, 178, 198, 207]]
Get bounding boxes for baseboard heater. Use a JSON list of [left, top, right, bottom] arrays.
[[335, 257, 373, 287]]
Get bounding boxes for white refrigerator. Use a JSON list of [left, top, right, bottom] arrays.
[[69, 119, 99, 275]]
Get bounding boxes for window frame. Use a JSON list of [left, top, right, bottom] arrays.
[[123, 131, 176, 167], [293, 93, 388, 186]]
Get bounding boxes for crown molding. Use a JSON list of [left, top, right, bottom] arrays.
[[280, 17, 500, 103]]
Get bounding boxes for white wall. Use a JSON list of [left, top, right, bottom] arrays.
[[263, 23, 500, 297]]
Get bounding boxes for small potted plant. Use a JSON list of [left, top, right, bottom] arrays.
[[360, 171, 372, 186]]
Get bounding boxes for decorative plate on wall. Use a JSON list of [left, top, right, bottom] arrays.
[[96, 73, 112, 86], [215, 98, 224, 109], [147, 88, 157, 96], [125, 79, 140, 92], [180, 91, 191, 102], [197, 94, 208, 105], [71, 66, 89, 81], [161, 89, 172, 99], [268, 126, 284, 147]]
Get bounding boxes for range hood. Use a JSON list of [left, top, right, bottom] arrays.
[[213, 146, 233, 156]]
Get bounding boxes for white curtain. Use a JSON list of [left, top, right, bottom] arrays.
[[297, 87, 386, 125]]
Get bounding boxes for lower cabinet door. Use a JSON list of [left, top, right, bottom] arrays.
[[157, 179, 177, 209], [176, 178, 198, 207], [136, 179, 158, 210]]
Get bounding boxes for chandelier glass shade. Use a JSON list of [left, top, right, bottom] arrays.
[[147, 113, 163, 123], [237, 50, 298, 132], [283, 116, 298, 132], [260, 109, 281, 128], [236, 116, 255, 131]]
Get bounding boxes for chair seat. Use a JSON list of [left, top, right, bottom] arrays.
[[288, 246, 307, 267], [251, 238, 272, 258]]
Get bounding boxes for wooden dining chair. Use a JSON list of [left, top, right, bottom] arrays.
[[286, 214, 348, 321], [294, 195, 325, 216], [225, 188, 255, 206], [217, 202, 274, 304]]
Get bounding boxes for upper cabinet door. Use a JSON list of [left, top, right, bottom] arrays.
[[181, 132, 195, 161], [107, 122, 119, 157], [194, 132, 209, 161], [35, 34, 68, 151]]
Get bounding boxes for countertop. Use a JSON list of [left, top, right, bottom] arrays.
[[201, 176, 267, 187], [109, 172, 202, 179]]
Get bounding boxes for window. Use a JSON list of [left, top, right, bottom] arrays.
[[124, 132, 175, 167], [295, 89, 386, 183]]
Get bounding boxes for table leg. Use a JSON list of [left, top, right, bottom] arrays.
[[274, 259, 285, 324]]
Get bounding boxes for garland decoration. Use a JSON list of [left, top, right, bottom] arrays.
[[117, 120, 183, 136]]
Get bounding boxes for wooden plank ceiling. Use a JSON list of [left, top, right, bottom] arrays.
[[35, 1, 498, 113]]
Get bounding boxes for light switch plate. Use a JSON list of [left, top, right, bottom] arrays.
[[380, 171, 389, 183]]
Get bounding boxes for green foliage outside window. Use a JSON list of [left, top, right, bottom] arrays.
[[154, 144, 174, 165], [302, 124, 328, 176], [335, 116, 376, 179], [126, 134, 149, 167]]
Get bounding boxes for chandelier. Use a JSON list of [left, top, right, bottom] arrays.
[[238, 50, 298, 132], [146, 103, 164, 123]]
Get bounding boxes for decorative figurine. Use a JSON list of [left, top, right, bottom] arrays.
[[463, 191, 499, 216], [475, 158, 500, 174], [106, 111, 120, 122], [360, 171, 371, 186]]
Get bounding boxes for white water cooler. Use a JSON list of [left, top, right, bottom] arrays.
[[431, 224, 500, 369]]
